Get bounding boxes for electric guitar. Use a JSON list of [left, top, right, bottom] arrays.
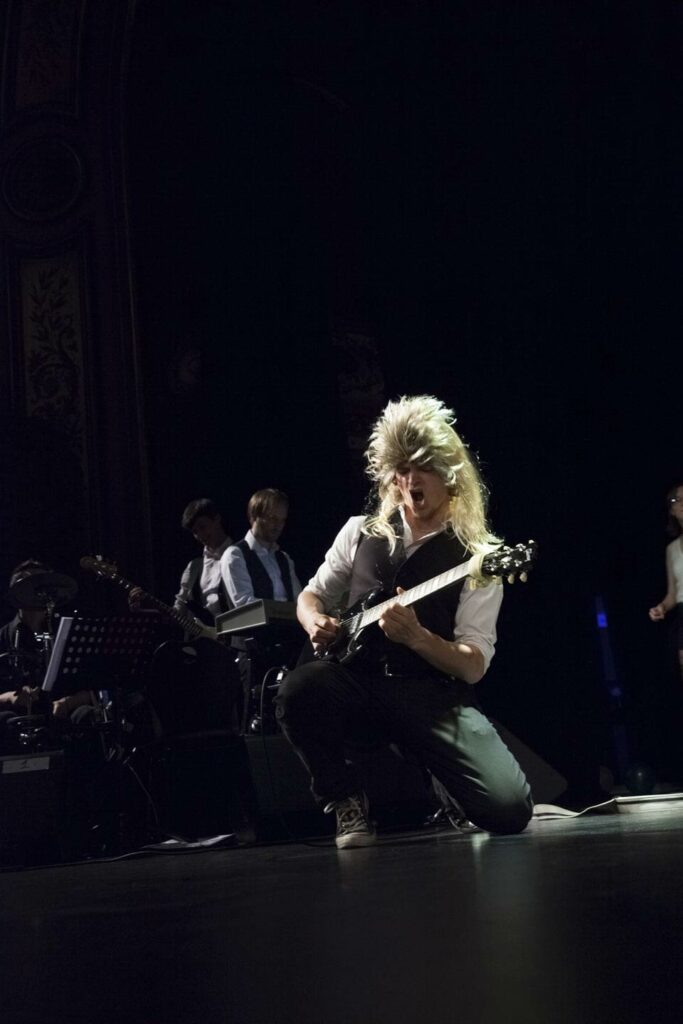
[[80, 556, 219, 642], [318, 540, 538, 665]]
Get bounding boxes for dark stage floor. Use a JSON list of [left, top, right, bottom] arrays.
[[2, 804, 683, 1024]]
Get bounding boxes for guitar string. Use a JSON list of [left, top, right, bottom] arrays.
[[345, 545, 531, 635]]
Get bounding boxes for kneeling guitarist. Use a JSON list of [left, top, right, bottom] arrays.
[[275, 394, 534, 848]]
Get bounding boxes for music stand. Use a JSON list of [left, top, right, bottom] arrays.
[[40, 614, 167, 855], [42, 614, 165, 700]]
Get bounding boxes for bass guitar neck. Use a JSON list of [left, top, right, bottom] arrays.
[[80, 556, 218, 641]]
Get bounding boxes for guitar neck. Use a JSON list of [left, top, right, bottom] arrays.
[[354, 557, 474, 630], [116, 578, 204, 638]]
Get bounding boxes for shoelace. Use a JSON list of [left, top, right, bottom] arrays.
[[337, 799, 368, 832]]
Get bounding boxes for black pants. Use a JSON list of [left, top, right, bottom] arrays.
[[275, 660, 533, 835]]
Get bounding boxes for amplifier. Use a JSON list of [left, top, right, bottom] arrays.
[[0, 749, 67, 865]]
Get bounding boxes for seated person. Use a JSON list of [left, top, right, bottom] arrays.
[[0, 560, 93, 753]]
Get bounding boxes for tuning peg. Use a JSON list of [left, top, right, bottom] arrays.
[[520, 571, 528, 583], [507, 574, 515, 584]]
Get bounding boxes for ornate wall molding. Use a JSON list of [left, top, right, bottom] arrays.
[[0, 0, 150, 584], [2, 136, 84, 220], [3, 0, 84, 120], [19, 252, 88, 467]]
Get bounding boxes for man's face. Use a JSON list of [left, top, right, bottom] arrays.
[[191, 514, 225, 550], [393, 462, 451, 524], [251, 501, 288, 547]]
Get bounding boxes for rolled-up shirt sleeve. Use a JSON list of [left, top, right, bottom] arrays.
[[453, 580, 503, 672], [304, 516, 365, 612], [174, 560, 194, 612]]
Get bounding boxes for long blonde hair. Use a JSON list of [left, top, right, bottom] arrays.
[[362, 395, 500, 554]]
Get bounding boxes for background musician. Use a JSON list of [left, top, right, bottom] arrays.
[[126, 499, 239, 737], [0, 560, 92, 752], [221, 489, 303, 732], [220, 488, 301, 608], [175, 498, 233, 626]]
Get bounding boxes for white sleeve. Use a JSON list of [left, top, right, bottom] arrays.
[[286, 554, 303, 600], [221, 545, 256, 608], [304, 516, 365, 612], [174, 560, 194, 612], [453, 580, 504, 673]]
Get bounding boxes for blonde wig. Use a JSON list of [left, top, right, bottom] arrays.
[[362, 395, 500, 554]]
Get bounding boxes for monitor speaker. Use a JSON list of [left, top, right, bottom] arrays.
[[491, 719, 567, 803]]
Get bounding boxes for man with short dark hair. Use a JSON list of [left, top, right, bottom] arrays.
[[176, 498, 233, 624]]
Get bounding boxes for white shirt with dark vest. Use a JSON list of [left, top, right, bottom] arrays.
[[174, 537, 233, 621], [304, 510, 503, 672], [221, 530, 302, 608]]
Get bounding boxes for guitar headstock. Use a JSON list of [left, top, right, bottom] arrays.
[[481, 541, 537, 584], [80, 555, 119, 580]]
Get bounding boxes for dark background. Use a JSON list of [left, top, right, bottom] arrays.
[[68, 1, 683, 791]]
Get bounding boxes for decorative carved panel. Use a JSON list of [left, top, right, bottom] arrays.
[[11, 0, 84, 116], [19, 252, 88, 474]]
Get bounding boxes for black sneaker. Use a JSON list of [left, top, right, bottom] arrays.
[[324, 793, 377, 849], [443, 804, 481, 834], [430, 776, 481, 834]]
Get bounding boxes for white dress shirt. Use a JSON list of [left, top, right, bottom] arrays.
[[304, 511, 503, 671], [221, 530, 302, 608], [667, 538, 683, 604], [175, 537, 232, 620]]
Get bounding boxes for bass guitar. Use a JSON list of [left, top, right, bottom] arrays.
[[318, 540, 538, 665], [80, 556, 219, 642]]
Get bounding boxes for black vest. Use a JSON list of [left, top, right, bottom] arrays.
[[187, 559, 232, 618], [349, 524, 468, 677], [236, 540, 294, 601]]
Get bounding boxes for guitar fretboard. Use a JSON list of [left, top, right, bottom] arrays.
[[82, 559, 204, 638], [350, 556, 475, 631], [128, 585, 203, 638]]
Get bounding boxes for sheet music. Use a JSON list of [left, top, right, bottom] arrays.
[[42, 616, 74, 694]]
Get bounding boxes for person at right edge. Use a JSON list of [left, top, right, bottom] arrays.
[[648, 482, 683, 684], [275, 395, 533, 849]]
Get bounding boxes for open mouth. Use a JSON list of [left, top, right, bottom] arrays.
[[409, 488, 424, 505]]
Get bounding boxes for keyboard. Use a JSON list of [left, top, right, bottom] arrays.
[[215, 600, 300, 638]]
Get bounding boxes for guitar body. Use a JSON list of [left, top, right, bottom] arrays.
[[184, 598, 219, 636], [190, 619, 217, 641], [322, 587, 390, 666]]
